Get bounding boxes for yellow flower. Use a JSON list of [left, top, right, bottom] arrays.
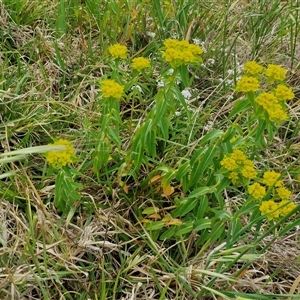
[[235, 76, 260, 93], [274, 84, 295, 101], [264, 64, 286, 82], [45, 139, 76, 168], [220, 156, 238, 171], [101, 79, 124, 99], [267, 104, 288, 122], [231, 149, 247, 164], [278, 200, 297, 217], [259, 200, 280, 221], [162, 39, 203, 67], [108, 43, 128, 59], [241, 165, 257, 179], [255, 92, 278, 110], [263, 170, 281, 186], [164, 39, 181, 48], [242, 159, 255, 168], [131, 57, 151, 72], [229, 171, 239, 184], [243, 61, 264, 75], [248, 182, 266, 199], [276, 187, 291, 200]]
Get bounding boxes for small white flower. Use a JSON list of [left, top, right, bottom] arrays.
[[181, 88, 192, 100], [147, 31, 156, 38], [203, 121, 214, 132], [131, 85, 143, 93], [225, 79, 233, 86], [237, 65, 243, 74], [207, 58, 215, 66], [192, 38, 201, 45], [157, 80, 165, 88], [166, 68, 174, 76], [192, 39, 206, 52], [227, 69, 235, 76]]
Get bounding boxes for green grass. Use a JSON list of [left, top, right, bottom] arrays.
[[0, 0, 300, 299]]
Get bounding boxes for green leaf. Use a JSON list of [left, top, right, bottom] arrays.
[[161, 169, 176, 186], [254, 119, 267, 148], [215, 177, 231, 194], [278, 209, 300, 236], [178, 65, 189, 87], [107, 126, 121, 148], [193, 219, 212, 231], [144, 221, 165, 231], [142, 207, 160, 215], [190, 147, 207, 165], [209, 221, 225, 243], [176, 161, 191, 181], [157, 118, 170, 140], [199, 129, 224, 146], [93, 141, 111, 171], [189, 186, 215, 198], [131, 141, 144, 170], [142, 119, 153, 144], [53, 41, 66, 70], [146, 129, 156, 157], [195, 228, 210, 246], [159, 226, 177, 240], [152, 90, 167, 125], [189, 145, 218, 188], [228, 98, 251, 119], [56, 0, 67, 37], [54, 169, 81, 214], [195, 196, 208, 219], [172, 86, 189, 112], [174, 222, 194, 236], [213, 210, 231, 220], [0, 155, 27, 164], [172, 198, 198, 218]]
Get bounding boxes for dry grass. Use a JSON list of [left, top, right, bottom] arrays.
[[0, 0, 300, 299]]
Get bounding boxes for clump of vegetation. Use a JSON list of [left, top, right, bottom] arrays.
[[0, 0, 299, 299]]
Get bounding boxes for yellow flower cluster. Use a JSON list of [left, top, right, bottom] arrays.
[[255, 91, 288, 122], [247, 170, 296, 221], [45, 139, 76, 168], [264, 64, 286, 82], [248, 182, 266, 199], [278, 200, 297, 216], [221, 149, 257, 184], [235, 61, 294, 123], [255, 92, 277, 110], [243, 61, 264, 75], [108, 43, 128, 59], [220, 150, 297, 222], [263, 170, 282, 186], [276, 186, 292, 200], [131, 57, 151, 72], [162, 39, 203, 67], [235, 76, 260, 93], [248, 170, 284, 200], [259, 199, 296, 221], [274, 84, 295, 101], [101, 79, 124, 99], [259, 200, 280, 221]]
